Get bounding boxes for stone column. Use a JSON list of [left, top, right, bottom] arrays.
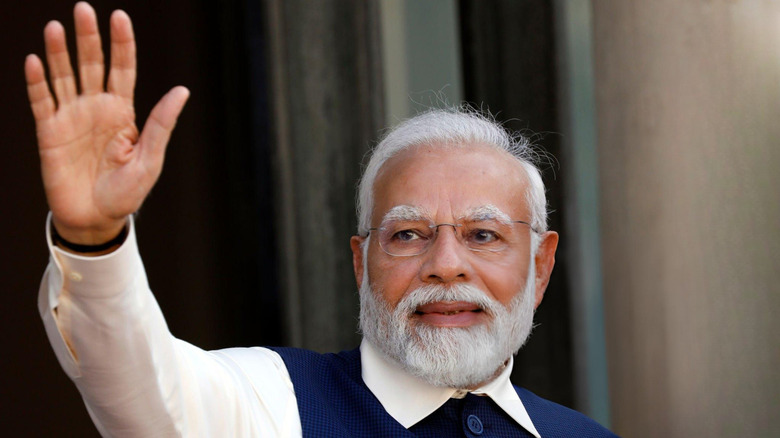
[[592, 1, 780, 436]]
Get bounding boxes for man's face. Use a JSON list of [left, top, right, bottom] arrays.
[[353, 142, 555, 314], [351, 142, 559, 387]]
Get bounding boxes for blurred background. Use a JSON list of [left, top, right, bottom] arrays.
[[1, 0, 778, 436]]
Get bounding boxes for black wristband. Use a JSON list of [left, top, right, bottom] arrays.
[[51, 224, 128, 253]]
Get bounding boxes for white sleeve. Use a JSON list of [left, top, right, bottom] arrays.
[[38, 214, 301, 437]]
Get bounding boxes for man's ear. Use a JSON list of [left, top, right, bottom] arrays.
[[350, 236, 366, 289], [533, 231, 559, 309]]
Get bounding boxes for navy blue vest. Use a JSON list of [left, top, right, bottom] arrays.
[[269, 347, 618, 437]]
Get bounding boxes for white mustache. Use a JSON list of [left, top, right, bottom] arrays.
[[394, 283, 501, 319]]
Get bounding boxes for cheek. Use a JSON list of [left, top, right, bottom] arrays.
[[477, 258, 530, 306], [366, 249, 420, 308]]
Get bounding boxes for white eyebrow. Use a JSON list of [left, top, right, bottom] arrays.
[[460, 204, 513, 225], [381, 205, 430, 222]]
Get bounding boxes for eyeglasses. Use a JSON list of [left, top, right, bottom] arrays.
[[367, 219, 539, 257]]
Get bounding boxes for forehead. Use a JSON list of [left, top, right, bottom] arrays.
[[372, 142, 531, 222]]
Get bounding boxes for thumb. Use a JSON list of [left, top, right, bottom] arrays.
[[138, 86, 190, 167]]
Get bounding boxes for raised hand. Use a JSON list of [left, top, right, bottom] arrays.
[[25, 2, 189, 246]]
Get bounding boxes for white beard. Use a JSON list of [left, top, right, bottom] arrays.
[[359, 259, 537, 389]]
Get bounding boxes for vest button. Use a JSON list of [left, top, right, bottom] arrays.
[[466, 414, 483, 434]]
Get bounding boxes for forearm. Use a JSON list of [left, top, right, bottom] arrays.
[[39, 214, 184, 435]]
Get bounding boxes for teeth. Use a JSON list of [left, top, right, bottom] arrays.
[[442, 311, 462, 315]]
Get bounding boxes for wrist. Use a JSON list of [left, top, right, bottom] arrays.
[[50, 218, 129, 255], [50, 217, 127, 244]]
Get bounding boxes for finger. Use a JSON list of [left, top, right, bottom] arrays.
[[74, 2, 105, 94], [107, 9, 136, 101], [25, 54, 56, 122], [138, 87, 190, 169], [43, 21, 77, 105]]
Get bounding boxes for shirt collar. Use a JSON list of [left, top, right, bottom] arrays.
[[360, 339, 541, 438]]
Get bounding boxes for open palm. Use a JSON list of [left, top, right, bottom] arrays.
[[26, 2, 189, 244]]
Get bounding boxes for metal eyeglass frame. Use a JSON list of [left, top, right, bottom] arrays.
[[366, 220, 540, 257]]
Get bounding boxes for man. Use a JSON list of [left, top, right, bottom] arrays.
[[28, 3, 616, 437]]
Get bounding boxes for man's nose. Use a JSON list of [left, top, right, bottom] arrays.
[[419, 225, 471, 283]]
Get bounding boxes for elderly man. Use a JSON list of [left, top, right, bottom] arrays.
[[28, 3, 615, 437]]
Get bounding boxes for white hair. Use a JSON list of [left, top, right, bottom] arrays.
[[356, 107, 549, 239]]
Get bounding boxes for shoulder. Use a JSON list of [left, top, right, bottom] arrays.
[[514, 386, 619, 438], [209, 346, 293, 388], [214, 345, 287, 369]]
